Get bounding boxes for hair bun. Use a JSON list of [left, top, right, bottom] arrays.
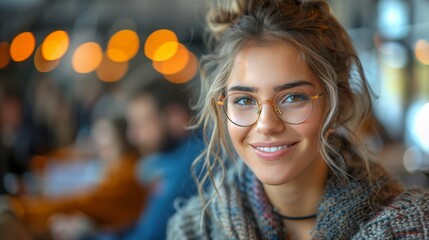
[[206, 0, 303, 41], [206, 0, 246, 40]]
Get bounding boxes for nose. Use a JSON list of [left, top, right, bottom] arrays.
[[254, 101, 285, 135]]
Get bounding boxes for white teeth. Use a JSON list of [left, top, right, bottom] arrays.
[[256, 145, 288, 152]]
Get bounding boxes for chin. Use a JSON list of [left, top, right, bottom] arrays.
[[259, 177, 293, 186], [253, 168, 295, 186]]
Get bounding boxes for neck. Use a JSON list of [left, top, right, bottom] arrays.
[[263, 157, 329, 217]]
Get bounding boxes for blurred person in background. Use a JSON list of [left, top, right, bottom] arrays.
[[73, 78, 105, 144], [19, 77, 78, 160], [0, 114, 148, 239], [0, 84, 24, 195], [123, 79, 204, 240], [0, 76, 80, 197]]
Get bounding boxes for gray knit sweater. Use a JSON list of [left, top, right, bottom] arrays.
[[167, 161, 429, 239]]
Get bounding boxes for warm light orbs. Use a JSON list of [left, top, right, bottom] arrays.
[[72, 42, 103, 73], [42, 30, 70, 61], [152, 43, 189, 75], [34, 45, 60, 72], [10, 32, 36, 62], [144, 29, 178, 61], [415, 39, 429, 65], [96, 53, 129, 82], [107, 29, 140, 62], [163, 51, 198, 84]]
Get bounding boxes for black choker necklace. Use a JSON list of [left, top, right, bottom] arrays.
[[273, 209, 317, 221]]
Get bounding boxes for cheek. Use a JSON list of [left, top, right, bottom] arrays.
[[302, 111, 323, 134], [297, 102, 325, 144], [227, 122, 248, 151], [294, 124, 320, 147]]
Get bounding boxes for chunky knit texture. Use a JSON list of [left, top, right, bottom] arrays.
[[167, 161, 429, 240]]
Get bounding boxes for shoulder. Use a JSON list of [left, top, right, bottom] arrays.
[[354, 188, 429, 239], [167, 196, 208, 240], [167, 163, 245, 240]]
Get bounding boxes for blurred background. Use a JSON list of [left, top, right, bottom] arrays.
[[0, 0, 428, 238], [328, 0, 429, 186], [0, 0, 207, 194]]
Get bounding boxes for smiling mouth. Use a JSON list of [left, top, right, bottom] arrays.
[[254, 143, 297, 153]]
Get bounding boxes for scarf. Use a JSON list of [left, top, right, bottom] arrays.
[[206, 161, 404, 240]]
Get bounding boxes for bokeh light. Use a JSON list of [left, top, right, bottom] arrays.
[[72, 42, 102, 73], [96, 53, 129, 82], [379, 42, 408, 68], [154, 41, 181, 62], [0, 42, 10, 69], [42, 30, 69, 61], [107, 29, 140, 62], [10, 32, 36, 62], [153, 43, 189, 75], [144, 29, 178, 61], [415, 39, 429, 65], [377, 0, 409, 39], [34, 45, 60, 72], [163, 51, 198, 84], [412, 102, 429, 152], [403, 146, 423, 173]]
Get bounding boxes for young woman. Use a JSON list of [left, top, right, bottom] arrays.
[[167, 0, 429, 239]]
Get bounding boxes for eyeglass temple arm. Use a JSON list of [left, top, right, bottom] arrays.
[[217, 94, 226, 105], [310, 92, 324, 100]]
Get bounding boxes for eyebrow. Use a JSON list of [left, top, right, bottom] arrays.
[[227, 80, 314, 93], [273, 80, 314, 92], [227, 85, 258, 92]]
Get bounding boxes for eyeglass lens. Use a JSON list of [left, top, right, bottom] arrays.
[[223, 91, 314, 126]]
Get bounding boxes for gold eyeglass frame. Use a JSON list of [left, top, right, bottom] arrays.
[[216, 91, 324, 127]]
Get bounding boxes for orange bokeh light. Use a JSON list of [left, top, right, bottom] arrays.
[[0, 42, 10, 69], [153, 41, 180, 62], [415, 39, 429, 65], [144, 29, 178, 61], [107, 29, 140, 62], [72, 42, 103, 73], [10, 32, 36, 62], [96, 53, 129, 82], [42, 30, 69, 61], [163, 51, 198, 84], [34, 45, 60, 72], [153, 43, 189, 75]]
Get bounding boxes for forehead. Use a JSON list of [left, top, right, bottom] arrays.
[[228, 42, 321, 91]]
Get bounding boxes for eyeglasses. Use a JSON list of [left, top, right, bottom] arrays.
[[217, 90, 324, 127]]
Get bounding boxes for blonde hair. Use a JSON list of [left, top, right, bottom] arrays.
[[191, 0, 373, 209]]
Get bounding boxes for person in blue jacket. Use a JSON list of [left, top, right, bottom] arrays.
[[124, 79, 204, 240]]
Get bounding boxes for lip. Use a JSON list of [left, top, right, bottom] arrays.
[[249, 141, 298, 160]]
